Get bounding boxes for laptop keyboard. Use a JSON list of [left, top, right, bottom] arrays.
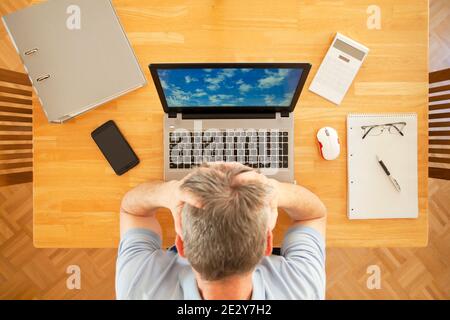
[[169, 129, 289, 169]]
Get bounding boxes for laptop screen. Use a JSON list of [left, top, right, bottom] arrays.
[[150, 64, 311, 113]]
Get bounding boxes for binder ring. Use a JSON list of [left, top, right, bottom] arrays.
[[36, 74, 50, 82], [25, 48, 39, 55]]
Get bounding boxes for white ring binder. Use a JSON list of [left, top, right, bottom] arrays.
[[2, 0, 147, 123]]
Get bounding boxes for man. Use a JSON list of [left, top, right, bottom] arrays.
[[116, 162, 327, 300]]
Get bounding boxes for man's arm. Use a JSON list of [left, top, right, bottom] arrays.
[[119, 181, 177, 238], [232, 168, 327, 236], [119, 179, 200, 238], [273, 181, 327, 237]]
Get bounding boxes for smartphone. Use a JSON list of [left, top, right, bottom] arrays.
[[91, 120, 139, 175]]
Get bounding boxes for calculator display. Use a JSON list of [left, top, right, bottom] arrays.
[[333, 39, 366, 61]]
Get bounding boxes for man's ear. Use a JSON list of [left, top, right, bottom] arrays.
[[175, 234, 185, 258], [265, 229, 273, 256]]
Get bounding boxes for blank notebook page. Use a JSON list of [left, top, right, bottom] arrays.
[[347, 114, 418, 220]]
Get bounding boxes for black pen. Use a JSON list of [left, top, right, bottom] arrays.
[[376, 155, 401, 192]]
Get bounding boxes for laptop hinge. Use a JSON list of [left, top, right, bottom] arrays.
[[182, 112, 276, 120], [280, 111, 289, 118], [168, 112, 177, 118]]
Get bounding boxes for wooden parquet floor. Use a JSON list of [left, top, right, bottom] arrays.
[[326, 179, 450, 299], [430, 0, 450, 72], [0, 184, 117, 299], [0, 0, 449, 300]]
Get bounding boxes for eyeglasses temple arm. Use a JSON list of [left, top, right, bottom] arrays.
[[361, 126, 374, 139], [390, 125, 404, 136]]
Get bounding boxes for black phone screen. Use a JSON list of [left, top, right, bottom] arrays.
[[91, 120, 139, 175]]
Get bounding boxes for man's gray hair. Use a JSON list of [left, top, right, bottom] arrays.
[[181, 163, 271, 281]]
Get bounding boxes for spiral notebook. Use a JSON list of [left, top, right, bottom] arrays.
[[347, 113, 418, 219]]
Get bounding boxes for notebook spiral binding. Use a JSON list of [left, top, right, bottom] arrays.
[[348, 113, 417, 118]]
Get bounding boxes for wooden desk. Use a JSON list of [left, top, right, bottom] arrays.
[[32, 0, 428, 248]]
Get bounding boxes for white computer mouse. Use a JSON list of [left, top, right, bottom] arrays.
[[317, 127, 340, 160]]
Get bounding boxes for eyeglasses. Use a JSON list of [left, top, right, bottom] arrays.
[[361, 122, 406, 139]]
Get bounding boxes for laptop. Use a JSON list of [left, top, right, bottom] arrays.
[[149, 63, 311, 182]]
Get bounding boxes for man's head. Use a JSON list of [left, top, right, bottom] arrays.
[[176, 163, 273, 281]]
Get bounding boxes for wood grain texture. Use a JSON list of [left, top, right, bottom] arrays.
[[428, 64, 449, 180], [326, 175, 450, 299], [23, 0, 429, 248], [0, 69, 33, 188], [430, 103, 450, 111], [429, 68, 450, 83], [326, 0, 450, 299], [429, 167, 450, 180], [429, 0, 450, 72], [0, 178, 448, 299], [0, 68, 31, 86], [0, 0, 448, 300], [0, 183, 116, 299]]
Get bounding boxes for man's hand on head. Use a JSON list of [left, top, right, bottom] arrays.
[[166, 162, 281, 236], [166, 177, 202, 237], [232, 168, 280, 231]]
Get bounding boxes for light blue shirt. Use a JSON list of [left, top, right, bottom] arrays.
[[116, 225, 326, 300]]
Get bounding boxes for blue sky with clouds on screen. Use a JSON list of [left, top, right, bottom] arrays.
[[157, 68, 303, 107]]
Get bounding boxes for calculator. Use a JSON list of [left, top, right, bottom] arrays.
[[309, 33, 369, 105]]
